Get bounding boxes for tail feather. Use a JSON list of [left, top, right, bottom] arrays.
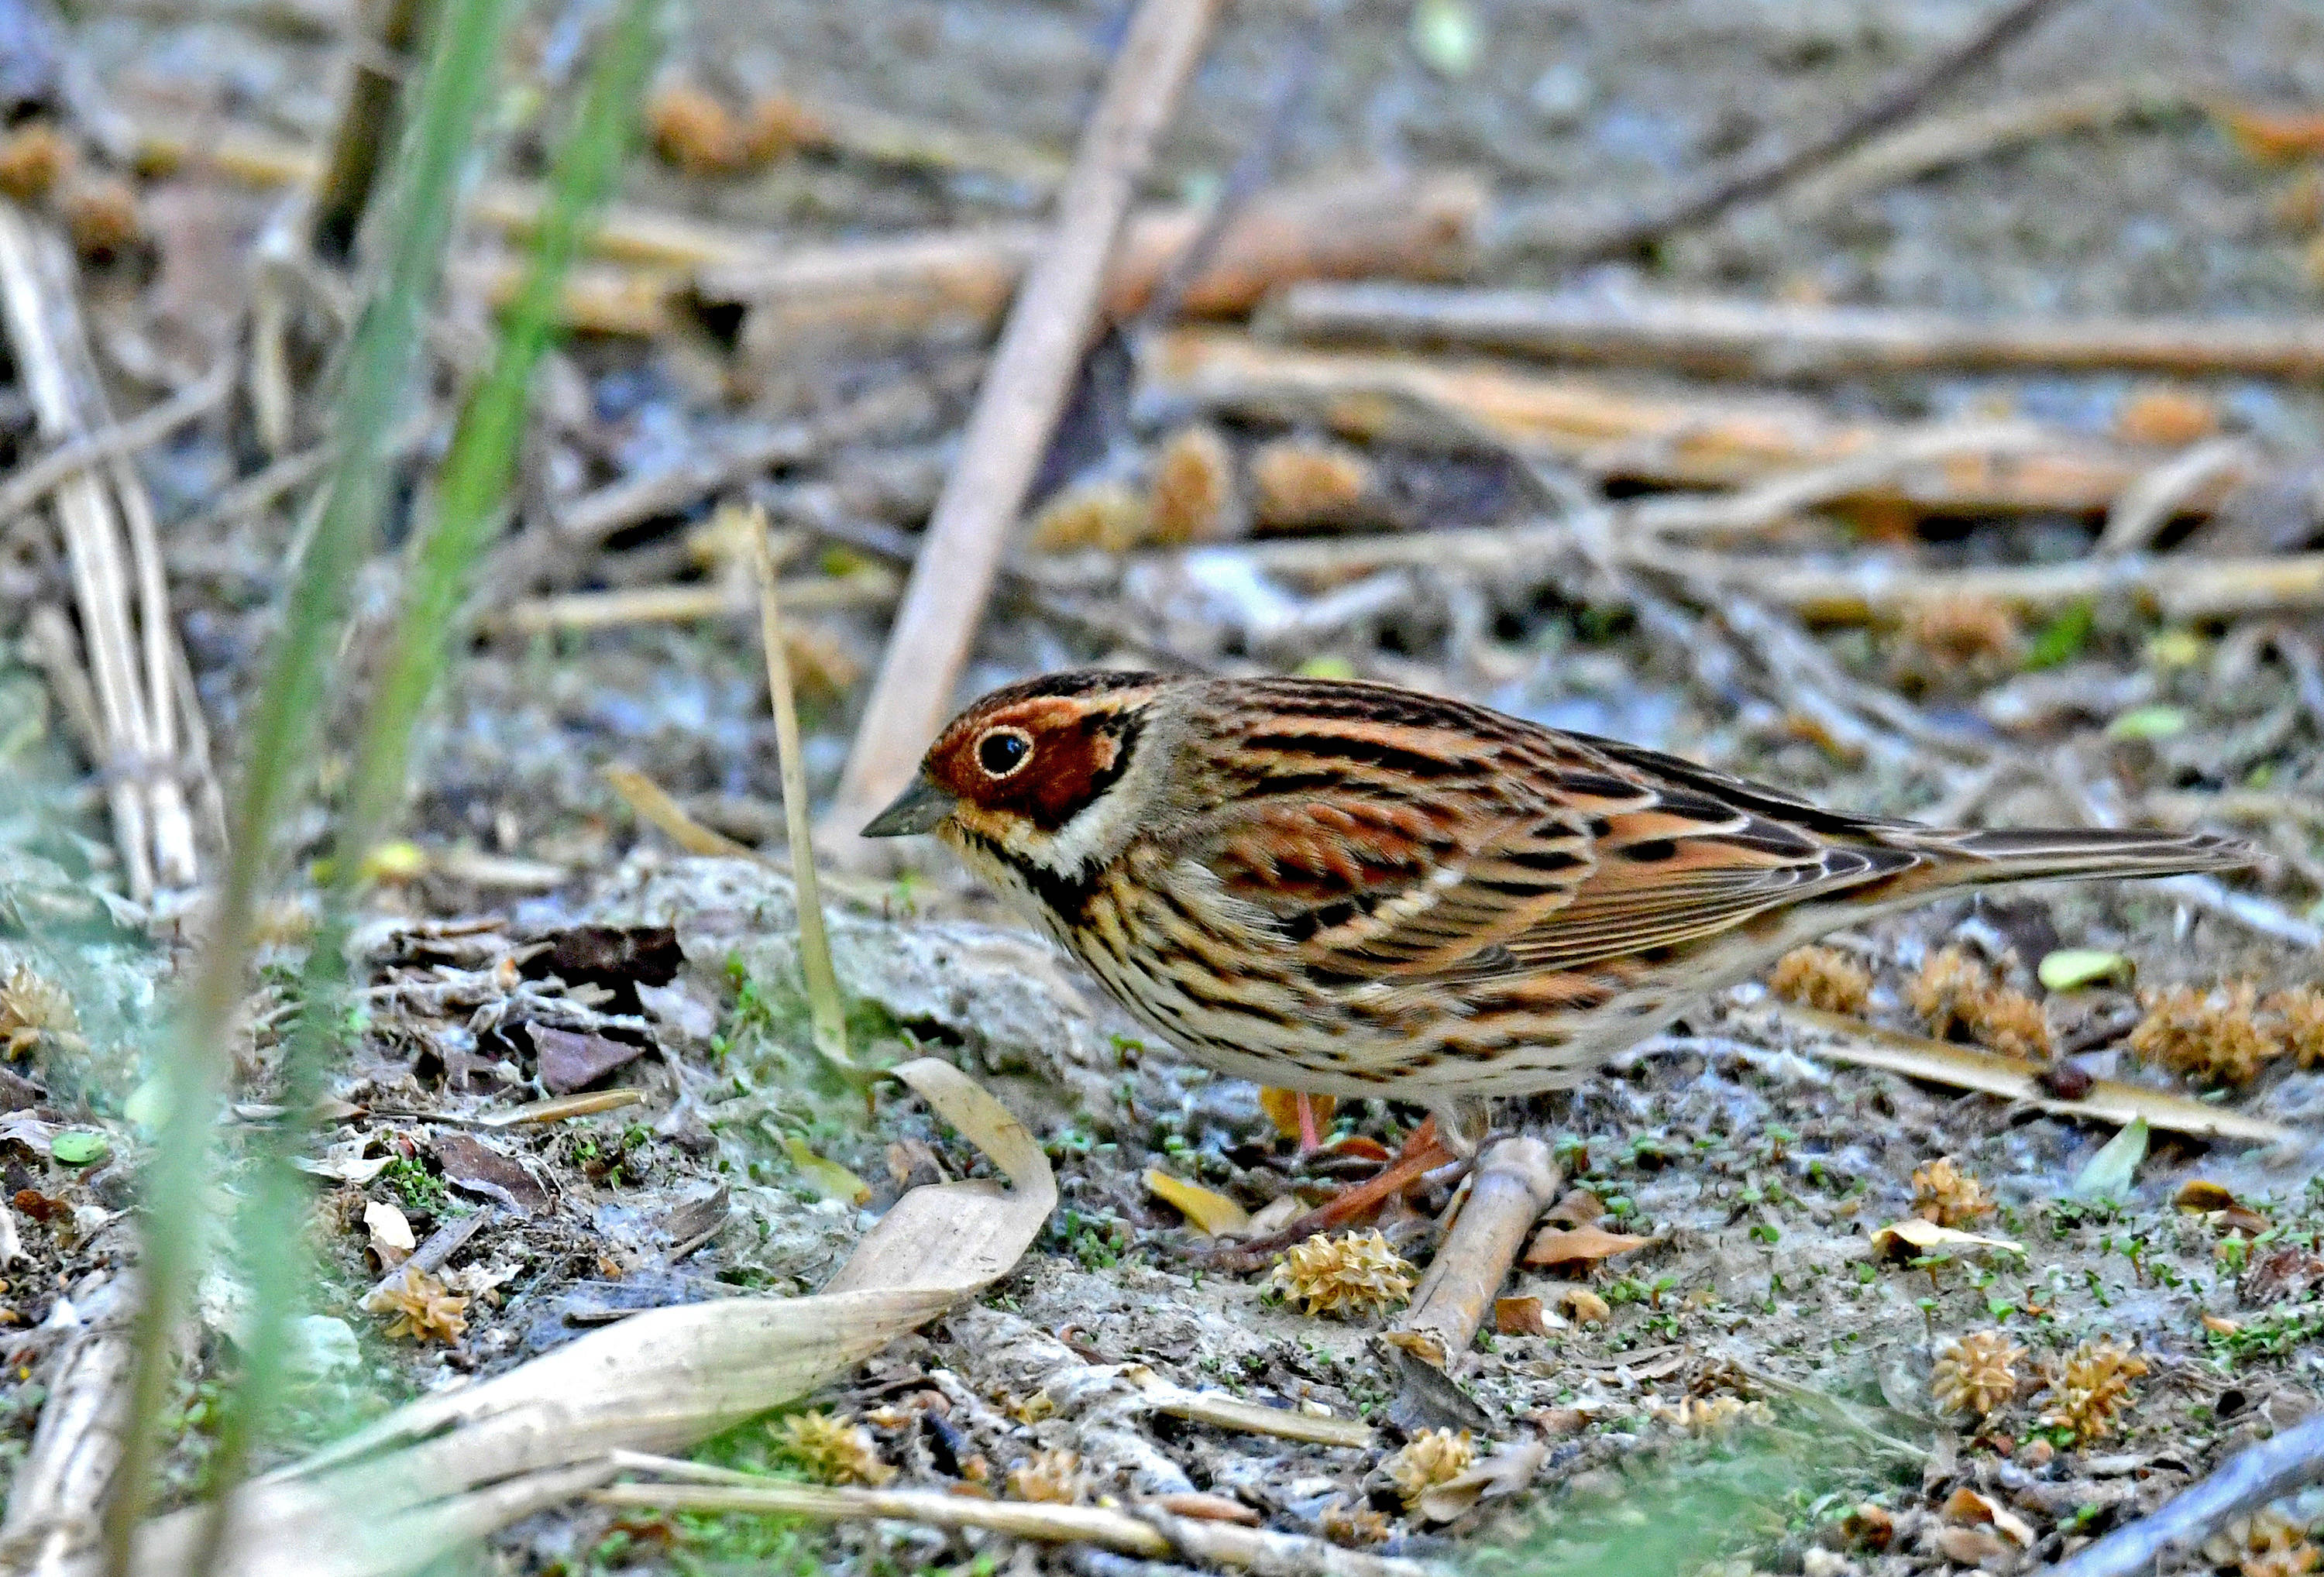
[[1899, 826, 2256, 886]]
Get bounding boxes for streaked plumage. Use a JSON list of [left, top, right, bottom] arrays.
[[864, 669, 2252, 1115]]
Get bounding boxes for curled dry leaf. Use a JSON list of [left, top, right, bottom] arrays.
[[363, 1200, 415, 1267], [1868, 1217, 2023, 1260], [2174, 1177, 2271, 1235], [1942, 1486, 2037, 1548], [1523, 1225, 1654, 1269], [1143, 1166, 1250, 1236], [133, 1059, 1056, 1576]]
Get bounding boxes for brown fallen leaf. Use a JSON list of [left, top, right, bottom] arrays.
[[363, 1200, 415, 1268], [1943, 1486, 2036, 1548], [1869, 1218, 2024, 1259], [1143, 1167, 1250, 1237], [1551, 1283, 1610, 1324], [528, 1022, 648, 1095], [1524, 1225, 1654, 1269], [435, 1132, 552, 1216], [1148, 1491, 1260, 1526], [1540, 1187, 1604, 1228], [1494, 1296, 1551, 1336]]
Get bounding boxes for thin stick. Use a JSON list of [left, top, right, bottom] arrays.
[[1538, 0, 2078, 262], [0, 359, 232, 531], [1274, 281, 2324, 382], [2095, 437, 2255, 555], [751, 513, 851, 1070], [817, 0, 1238, 855], [593, 1462, 1450, 1577], [1784, 74, 2191, 218], [2044, 1412, 2324, 1577], [601, 764, 762, 859]]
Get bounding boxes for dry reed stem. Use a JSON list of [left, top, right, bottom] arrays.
[[1275, 283, 2324, 382], [823, 0, 1223, 859], [0, 201, 208, 894], [1140, 330, 2235, 516]]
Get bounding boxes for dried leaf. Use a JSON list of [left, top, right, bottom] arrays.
[[2210, 100, 2324, 162], [147, 1060, 1054, 1572], [2072, 1116, 2149, 1198], [1143, 1167, 1250, 1237], [1494, 1296, 1551, 1335], [1554, 1284, 1611, 1324], [435, 1132, 552, 1217], [1524, 1225, 1653, 1267], [1415, 1438, 1547, 1524], [1868, 1218, 2024, 1259], [1943, 1486, 2037, 1548], [364, 1200, 416, 1266], [528, 1023, 647, 1094]]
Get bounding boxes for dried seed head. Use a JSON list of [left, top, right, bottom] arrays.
[[1769, 944, 1873, 1016], [0, 121, 72, 203], [2130, 982, 2283, 1086], [1148, 424, 1239, 546], [646, 83, 748, 174], [1271, 1230, 1416, 1320], [1026, 479, 1152, 554], [1646, 1395, 1772, 1434], [2206, 1510, 2322, 1577], [59, 175, 142, 261], [2038, 1338, 2147, 1442], [1248, 438, 1376, 531], [1006, 1447, 1085, 1504], [1903, 596, 2020, 668], [2267, 986, 2324, 1068], [1, 966, 80, 1056], [774, 1410, 895, 1486], [1910, 947, 2052, 1060], [1319, 1497, 1391, 1545], [363, 1266, 469, 1345], [1930, 1330, 2024, 1418], [1913, 1157, 1996, 1228], [1384, 1428, 1474, 1508]]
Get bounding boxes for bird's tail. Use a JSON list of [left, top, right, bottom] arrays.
[[1893, 826, 2255, 888]]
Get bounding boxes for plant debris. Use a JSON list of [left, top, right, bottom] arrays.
[[1768, 944, 1872, 1015], [1270, 1230, 1417, 1318], [1930, 1330, 2025, 1418]]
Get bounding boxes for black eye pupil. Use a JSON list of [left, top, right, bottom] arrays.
[[978, 733, 1028, 775]]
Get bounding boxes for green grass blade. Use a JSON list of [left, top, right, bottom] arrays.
[[177, 5, 667, 1572], [98, 0, 525, 1568]]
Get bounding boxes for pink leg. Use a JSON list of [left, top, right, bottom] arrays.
[[1294, 1091, 1322, 1153]]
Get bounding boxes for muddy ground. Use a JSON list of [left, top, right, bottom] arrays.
[[5, 0, 2324, 1572]]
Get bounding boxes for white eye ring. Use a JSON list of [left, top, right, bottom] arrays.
[[976, 727, 1033, 778]]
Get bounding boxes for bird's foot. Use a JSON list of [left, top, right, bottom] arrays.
[[1195, 1114, 1464, 1270]]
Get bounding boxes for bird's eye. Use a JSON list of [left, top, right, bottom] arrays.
[[976, 729, 1032, 778]]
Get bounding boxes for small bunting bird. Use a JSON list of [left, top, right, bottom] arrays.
[[865, 669, 2250, 1148]]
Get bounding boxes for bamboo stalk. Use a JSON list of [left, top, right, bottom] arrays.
[[822, 0, 1223, 858], [1275, 281, 2324, 382]]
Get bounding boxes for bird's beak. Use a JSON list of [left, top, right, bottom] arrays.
[[861, 773, 957, 837]]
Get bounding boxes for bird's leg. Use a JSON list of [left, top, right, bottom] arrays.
[[1428, 1095, 1497, 1160], [1198, 1112, 1462, 1269], [1294, 1091, 1323, 1153]]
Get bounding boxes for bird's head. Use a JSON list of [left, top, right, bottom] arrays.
[[861, 669, 1172, 878]]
